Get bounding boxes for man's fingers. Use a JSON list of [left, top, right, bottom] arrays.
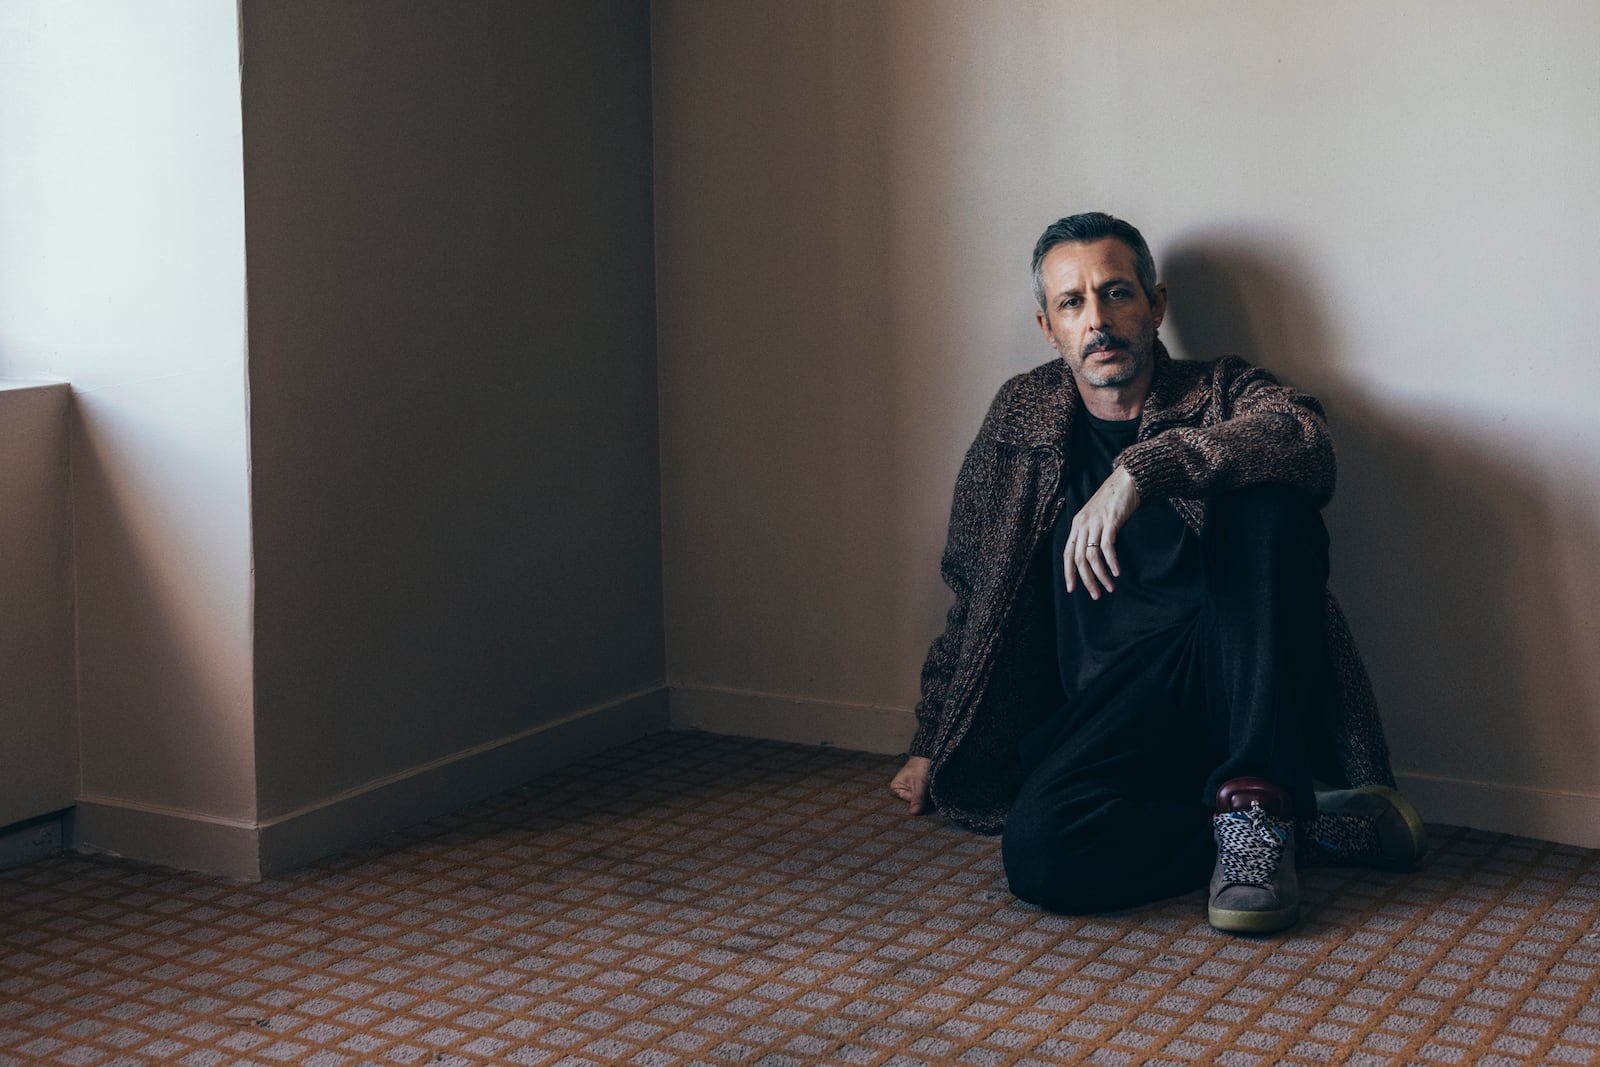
[[1099, 537, 1121, 578], [901, 777, 928, 814], [1087, 548, 1115, 593], [1075, 553, 1103, 599], [1064, 532, 1090, 594], [890, 758, 932, 816], [1069, 529, 1113, 599], [1062, 468, 1139, 598]]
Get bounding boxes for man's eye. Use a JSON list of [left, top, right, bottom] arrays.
[[1061, 297, 1081, 309], [1107, 288, 1130, 299]]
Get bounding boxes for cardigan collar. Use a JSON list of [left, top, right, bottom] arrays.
[[1003, 340, 1201, 449]]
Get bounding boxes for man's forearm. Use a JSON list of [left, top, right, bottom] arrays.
[[1119, 411, 1334, 503], [1118, 358, 1334, 504]]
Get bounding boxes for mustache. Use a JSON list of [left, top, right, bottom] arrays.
[[1081, 331, 1130, 356]]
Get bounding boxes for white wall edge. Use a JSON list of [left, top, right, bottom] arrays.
[[257, 686, 670, 875], [1394, 770, 1600, 850], [669, 684, 915, 756], [73, 797, 262, 881], [0, 379, 71, 390]]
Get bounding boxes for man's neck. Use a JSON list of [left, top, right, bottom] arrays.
[[1075, 369, 1153, 422]]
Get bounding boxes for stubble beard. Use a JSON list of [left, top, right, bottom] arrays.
[[1071, 326, 1156, 390], [1076, 354, 1146, 389]]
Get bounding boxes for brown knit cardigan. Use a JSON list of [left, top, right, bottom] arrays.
[[911, 345, 1396, 834]]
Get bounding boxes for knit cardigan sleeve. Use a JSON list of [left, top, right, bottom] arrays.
[[909, 437, 989, 757], [908, 383, 1021, 758], [1117, 356, 1336, 505]]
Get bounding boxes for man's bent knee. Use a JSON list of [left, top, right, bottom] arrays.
[[1209, 484, 1325, 542], [1002, 830, 1103, 913], [1002, 803, 1142, 914]]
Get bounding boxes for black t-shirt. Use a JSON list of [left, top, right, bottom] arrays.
[[1051, 410, 1206, 697]]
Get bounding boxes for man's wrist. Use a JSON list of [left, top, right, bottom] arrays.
[[1113, 463, 1141, 506]]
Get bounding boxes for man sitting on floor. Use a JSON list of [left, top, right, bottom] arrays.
[[889, 212, 1425, 934]]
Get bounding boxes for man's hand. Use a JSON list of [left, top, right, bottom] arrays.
[[890, 756, 932, 815], [1063, 464, 1142, 599]]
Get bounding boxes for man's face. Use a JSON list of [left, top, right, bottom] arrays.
[[1034, 238, 1168, 392]]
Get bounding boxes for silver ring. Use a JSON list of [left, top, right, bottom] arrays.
[[1086, 543, 1100, 549]]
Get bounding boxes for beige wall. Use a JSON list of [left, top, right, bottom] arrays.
[[6, 0, 1592, 871], [0, 384, 74, 827], [0, 3, 256, 846], [242, 1, 665, 837], [654, 1, 1600, 843]]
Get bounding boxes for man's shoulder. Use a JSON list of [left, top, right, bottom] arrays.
[[1145, 351, 1280, 412], [972, 352, 1277, 445], [977, 359, 1074, 446], [1158, 351, 1257, 386], [991, 357, 1072, 405]]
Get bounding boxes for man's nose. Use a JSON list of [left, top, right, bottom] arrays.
[[1084, 294, 1110, 330]]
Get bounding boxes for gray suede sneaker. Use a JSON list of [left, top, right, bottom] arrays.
[[1209, 778, 1299, 935], [1300, 785, 1428, 869]]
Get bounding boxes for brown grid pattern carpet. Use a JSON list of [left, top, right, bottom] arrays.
[[3, 732, 1599, 1067]]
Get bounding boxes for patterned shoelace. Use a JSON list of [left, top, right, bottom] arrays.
[[1215, 801, 1290, 886]]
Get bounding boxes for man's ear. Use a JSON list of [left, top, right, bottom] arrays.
[[1035, 308, 1057, 348], [1150, 282, 1169, 329]]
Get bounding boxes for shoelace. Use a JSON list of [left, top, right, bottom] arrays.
[[1217, 801, 1289, 885], [1243, 801, 1288, 843]]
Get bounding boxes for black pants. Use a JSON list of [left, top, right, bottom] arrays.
[[1002, 485, 1331, 914]]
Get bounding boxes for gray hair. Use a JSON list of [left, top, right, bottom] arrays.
[[1031, 212, 1158, 310]]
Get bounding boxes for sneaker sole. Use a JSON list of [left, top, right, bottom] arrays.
[[1208, 901, 1300, 935], [1356, 785, 1429, 867]]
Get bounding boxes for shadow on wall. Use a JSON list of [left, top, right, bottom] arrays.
[[66, 396, 253, 819], [1159, 239, 1599, 793]]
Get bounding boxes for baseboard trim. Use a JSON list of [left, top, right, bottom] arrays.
[[73, 798, 263, 881], [666, 688, 1600, 849], [669, 684, 914, 755], [1394, 770, 1600, 850], [0, 810, 70, 872], [72, 687, 670, 880], [258, 686, 670, 875], [72, 688, 1597, 877]]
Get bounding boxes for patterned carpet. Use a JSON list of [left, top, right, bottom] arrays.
[[2, 732, 1599, 1067]]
